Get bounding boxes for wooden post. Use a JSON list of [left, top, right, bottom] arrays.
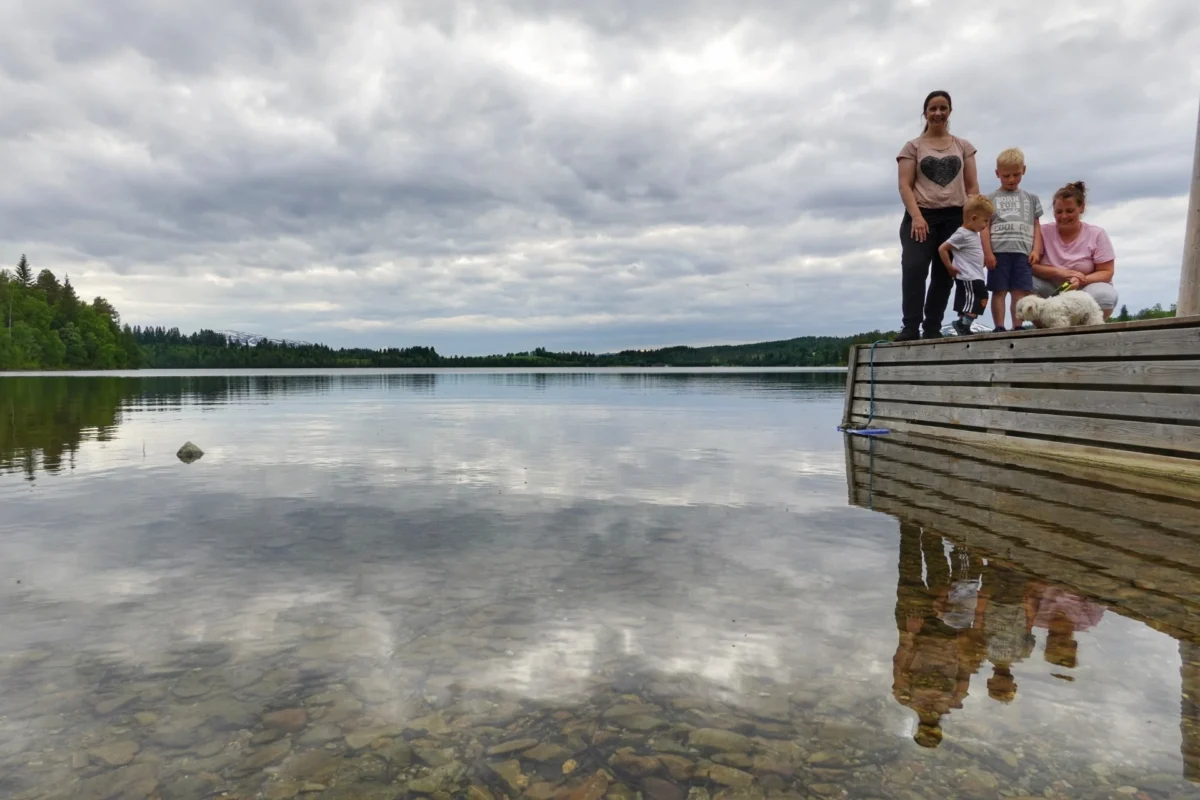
[[1181, 95, 1200, 317], [841, 343, 860, 428]]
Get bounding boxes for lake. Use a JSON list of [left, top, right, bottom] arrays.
[[2, 369, 1199, 800]]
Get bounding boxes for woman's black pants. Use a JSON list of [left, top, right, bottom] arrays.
[[900, 207, 962, 335]]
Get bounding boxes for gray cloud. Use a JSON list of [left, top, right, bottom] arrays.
[[1, 0, 1197, 353]]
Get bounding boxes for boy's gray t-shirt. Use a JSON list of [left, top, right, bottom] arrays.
[[987, 188, 1043, 254]]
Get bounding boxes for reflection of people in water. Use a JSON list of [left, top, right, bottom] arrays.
[[891, 524, 1111, 746], [891, 523, 987, 747], [1027, 581, 1106, 670], [975, 561, 1038, 702]]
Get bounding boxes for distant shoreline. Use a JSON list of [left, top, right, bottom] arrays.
[[1, 365, 850, 377]]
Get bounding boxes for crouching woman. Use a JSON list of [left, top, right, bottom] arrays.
[[1030, 181, 1118, 320]]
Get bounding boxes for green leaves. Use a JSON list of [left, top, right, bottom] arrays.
[[1, 259, 128, 370]]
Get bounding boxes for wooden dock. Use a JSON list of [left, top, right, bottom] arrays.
[[841, 315, 1200, 483], [844, 432, 1200, 778]]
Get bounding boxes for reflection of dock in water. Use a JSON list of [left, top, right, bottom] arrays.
[[844, 432, 1200, 778]]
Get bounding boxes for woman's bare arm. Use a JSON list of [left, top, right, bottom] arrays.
[[1031, 260, 1079, 283], [1082, 259, 1115, 285], [897, 159, 923, 218], [898, 158, 928, 241], [963, 152, 979, 196]]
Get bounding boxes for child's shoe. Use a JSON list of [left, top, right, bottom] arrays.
[[952, 317, 973, 336]]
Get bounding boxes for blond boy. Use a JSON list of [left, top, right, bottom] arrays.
[[983, 148, 1044, 331], [938, 194, 995, 336]]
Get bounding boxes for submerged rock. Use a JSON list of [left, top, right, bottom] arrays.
[[642, 777, 686, 800], [487, 738, 539, 756], [488, 759, 528, 793], [407, 760, 467, 794], [263, 708, 307, 733], [344, 727, 393, 751], [233, 738, 291, 776], [564, 770, 609, 800], [523, 742, 570, 762], [93, 692, 139, 716], [697, 763, 753, 789], [525, 782, 563, 800], [177, 442, 204, 463], [610, 750, 662, 776], [78, 762, 158, 800], [87, 740, 139, 767], [689, 729, 755, 754]]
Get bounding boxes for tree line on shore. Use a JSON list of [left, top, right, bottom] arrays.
[[0, 257, 142, 370], [0, 257, 1180, 371], [130, 327, 887, 368]]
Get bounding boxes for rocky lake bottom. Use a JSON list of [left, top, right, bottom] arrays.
[[2, 370, 1200, 800]]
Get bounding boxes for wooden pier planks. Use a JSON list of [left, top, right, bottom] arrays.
[[842, 316, 1200, 466]]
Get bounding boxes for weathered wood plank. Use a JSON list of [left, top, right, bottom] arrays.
[[869, 428, 1200, 495], [860, 314, 1200, 354], [848, 399, 1200, 456], [851, 383, 1200, 422], [849, 448, 1200, 564], [847, 435, 1200, 536], [848, 447, 1200, 569], [851, 471, 1200, 602], [840, 342, 859, 426], [854, 359, 1200, 387], [849, 487, 1200, 641], [861, 324, 1200, 365]]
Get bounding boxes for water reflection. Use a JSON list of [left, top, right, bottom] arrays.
[[2, 373, 1200, 799], [848, 431, 1200, 787], [890, 522, 1112, 748], [0, 370, 843, 479]]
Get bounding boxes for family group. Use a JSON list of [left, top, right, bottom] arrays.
[[896, 90, 1118, 341]]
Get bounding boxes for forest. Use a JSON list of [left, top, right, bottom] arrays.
[[0, 256, 1180, 371], [132, 326, 889, 368], [0, 257, 142, 370]]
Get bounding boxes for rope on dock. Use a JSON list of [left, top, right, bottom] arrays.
[[838, 339, 891, 436]]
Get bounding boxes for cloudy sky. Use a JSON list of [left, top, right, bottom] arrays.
[[2, 1, 1198, 354]]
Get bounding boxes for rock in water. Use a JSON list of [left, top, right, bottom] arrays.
[[177, 442, 204, 463]]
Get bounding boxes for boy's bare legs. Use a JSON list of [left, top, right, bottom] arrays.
[[1010, 290, 1027, 329], [991, 291, 1009, 329]]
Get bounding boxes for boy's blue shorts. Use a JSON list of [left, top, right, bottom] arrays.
[[988, 252, 1034, 293]]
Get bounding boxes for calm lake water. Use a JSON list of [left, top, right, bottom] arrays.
[[2, 369, 1200, 800]]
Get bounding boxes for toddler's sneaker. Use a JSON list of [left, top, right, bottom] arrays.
[[952, 318, 973, 336]]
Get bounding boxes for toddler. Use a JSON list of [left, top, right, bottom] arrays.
[[938, 194, 995, 336], [983, 148, 1044, 331]]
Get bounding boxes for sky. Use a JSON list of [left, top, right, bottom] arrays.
[[2, 1, 1198, 355]]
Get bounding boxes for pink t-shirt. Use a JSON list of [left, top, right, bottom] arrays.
[[1032, 587, 1105, 632], [1041, 222, 1115, 276]]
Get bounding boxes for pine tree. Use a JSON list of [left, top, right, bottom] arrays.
[[14, 254, 32, 286], [36, 269, 61, 304]]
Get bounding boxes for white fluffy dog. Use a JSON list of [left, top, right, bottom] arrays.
[[1015, 292, 1106, 329]]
